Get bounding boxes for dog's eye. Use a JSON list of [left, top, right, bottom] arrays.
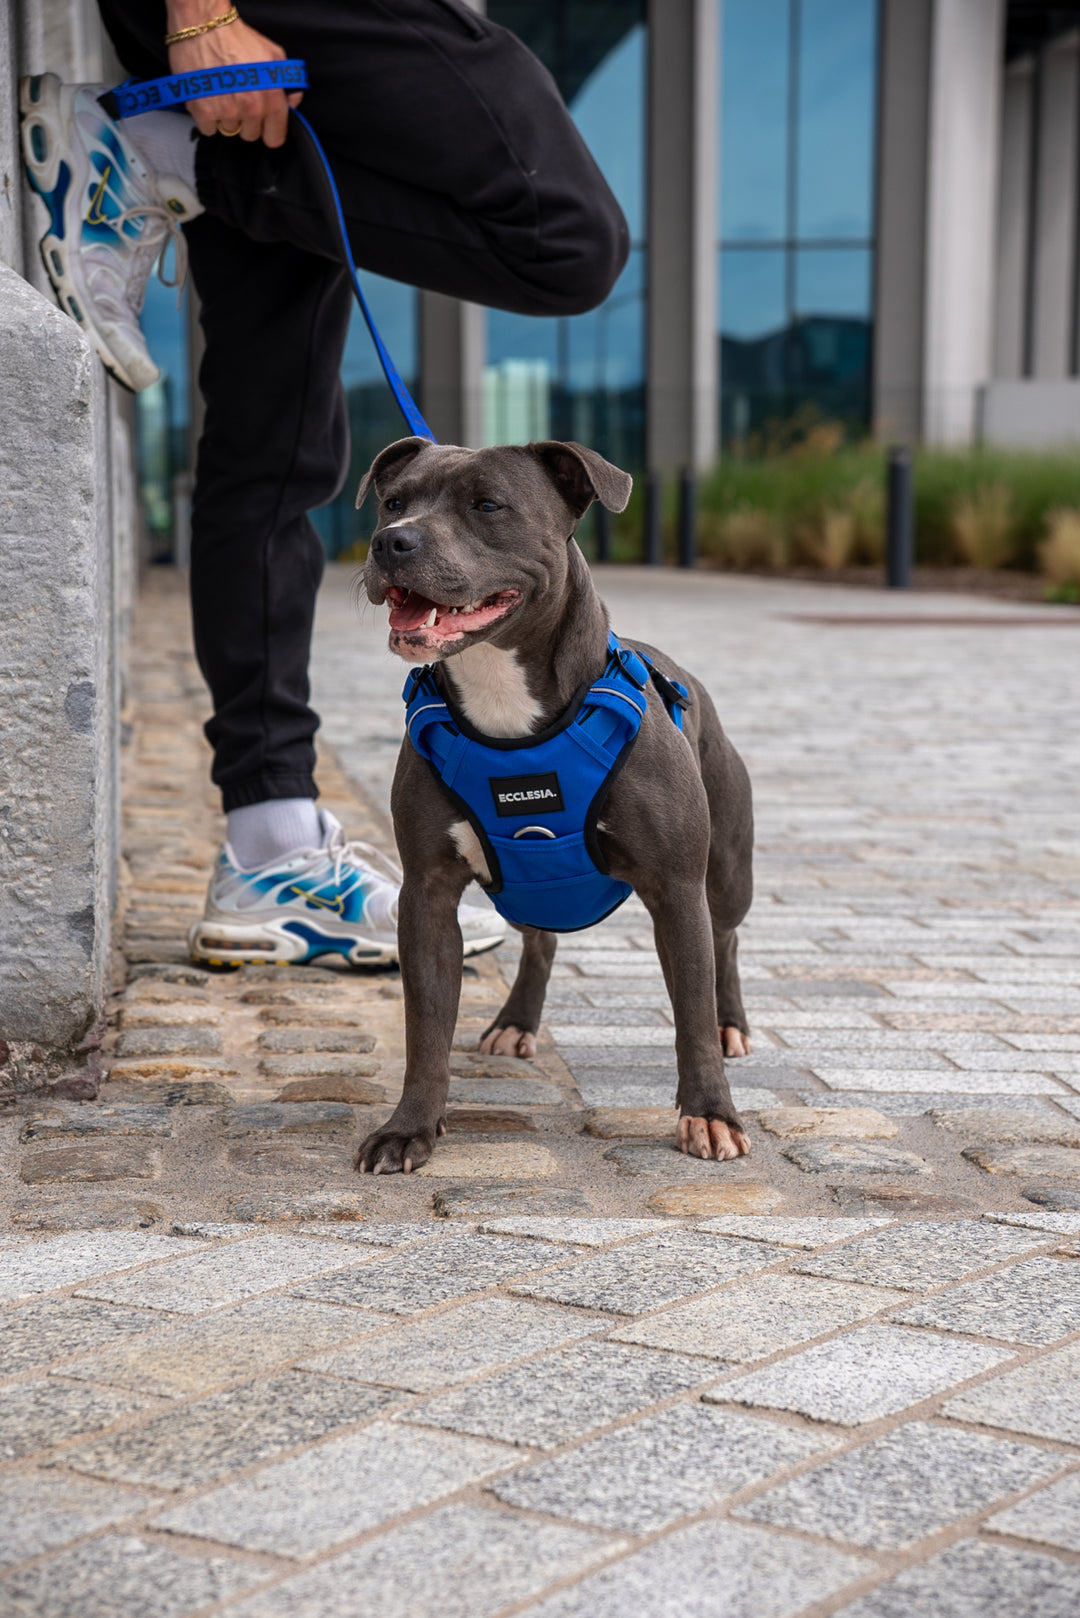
[[472, 499, 501, 514], [384, 496, 403, 512]]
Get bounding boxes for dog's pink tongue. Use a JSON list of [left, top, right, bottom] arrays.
[[389, 591, 438, 631]]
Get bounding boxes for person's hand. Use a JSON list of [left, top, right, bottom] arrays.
[[165, 4, 303, 148]]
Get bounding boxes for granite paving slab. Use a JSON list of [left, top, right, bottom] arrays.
[[810, 1069, 1070, 1094], [20, 1106, 173, 1141], [793, 1220, 1047, 1290], [692, 1216, 892, 1248], [57, 1371, 396, 1490], [448, 1078, 562, 1105], [222, 1503, 618, 1618], [413, 1143, 560, 1178], [508, 1232, 787, 1315], [963, 1144, 1080, 1179], [518, 1518, 870, 1618], [735, 1420, 1068, 1549], [0, 1379, 153, 1462], [986, 1471, 1080, 1553], [984, 1209, 1080, 1234], [222, 1104, 357, 1137], [612, 1274, 905, 1361], [433, 1185, 592, 1219], [835, 1538, 1080, 1618], [74, 1233, 363, 1313], [0, 1534, 260, 1618], [803, 1092, 1059, 1116], [297, 1221, 446, 1247], [60, 1296, 380, 1398], [0, 1232, 202, 1302], [302, 1297, 600, 1392], [406, 1340, 716, 1449], [758, 1107, 899, 1139], [710, 1325, 1013, 1425], [291, 1234, 567, 1314], [114, 1025, 223, 1057], [492, 1406, 835, 1532], [0, 1470, 153, 1567], [152, 1422, 515, 1558], [782, 1140, 933, 1175], [602, 1143, 747, 1177], [0, 1298, 160, 1377], [893, 1256, 1080, 1344], [932, 1109, 1080, 1145], [941, 1340, 1080, 1441], [18, 1142, 162, 1184], [478, 1218, 667, 1246]]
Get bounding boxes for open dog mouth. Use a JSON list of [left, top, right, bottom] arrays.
[[384, 586, 521, 645]]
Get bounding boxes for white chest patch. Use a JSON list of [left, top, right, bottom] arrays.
[[445, 643, 541, 738], [450, 820, 491, 882]]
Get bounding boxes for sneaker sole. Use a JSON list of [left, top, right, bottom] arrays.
[[19, 73, 159, 393], [188, 916, 506, 970]]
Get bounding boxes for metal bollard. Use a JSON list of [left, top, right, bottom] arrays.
[[643, 471, 662, 565], [677, 467, 697, 569], [886, 445, 913, 589], [594, 501, 612, 564]]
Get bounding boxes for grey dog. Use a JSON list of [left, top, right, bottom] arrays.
[[356, 437, 754, 1175]]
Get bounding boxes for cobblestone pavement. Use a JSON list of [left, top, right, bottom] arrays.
[[2, 566, 1080, 1615]]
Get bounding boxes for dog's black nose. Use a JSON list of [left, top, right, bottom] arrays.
[[371, 525, 423, 558]]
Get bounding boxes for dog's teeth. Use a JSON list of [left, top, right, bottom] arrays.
[[424, 608, 438, 628]]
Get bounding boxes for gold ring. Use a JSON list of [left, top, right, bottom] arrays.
[[216, 122, 242, 137]]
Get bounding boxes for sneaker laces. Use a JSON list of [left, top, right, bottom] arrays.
[[106, 198, 189, 306], [324, 821, 403, 890]]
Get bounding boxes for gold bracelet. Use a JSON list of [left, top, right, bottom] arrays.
[[165, 6, 240, 46]]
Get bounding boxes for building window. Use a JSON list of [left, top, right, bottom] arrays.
[[719, 0, 878, 451], [485, 1, 647, 473]]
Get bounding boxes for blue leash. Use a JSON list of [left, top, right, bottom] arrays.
[[107, 60, 436, 442]]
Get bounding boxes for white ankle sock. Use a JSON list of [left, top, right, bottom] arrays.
[[227, 798, 322, 868], [124, 110, 203, 209]]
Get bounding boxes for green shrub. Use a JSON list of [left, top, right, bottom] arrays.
[[694, 440, 1080, 571]]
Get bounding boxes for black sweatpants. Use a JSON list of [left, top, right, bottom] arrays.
[[97, 0, 629, 809]]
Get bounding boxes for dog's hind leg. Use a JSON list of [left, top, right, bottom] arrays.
[[479, 925, 557, 1059], [697, 710, 755, 1058]]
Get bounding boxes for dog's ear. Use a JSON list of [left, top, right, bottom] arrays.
[[355, 436, 433, 510], [530, 441, 633, 517]]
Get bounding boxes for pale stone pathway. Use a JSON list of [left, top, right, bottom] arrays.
[[1, 567, 1079, 1615]]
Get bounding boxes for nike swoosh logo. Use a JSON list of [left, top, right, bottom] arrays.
[[85, 164, 112, 226], [289, 885, 345, 916]]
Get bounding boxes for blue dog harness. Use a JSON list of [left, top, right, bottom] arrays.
[[404, 635, 689, 932]]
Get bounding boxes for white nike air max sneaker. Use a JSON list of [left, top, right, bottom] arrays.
[[189, 811, 506, 968], [19, 73, 197, 392]]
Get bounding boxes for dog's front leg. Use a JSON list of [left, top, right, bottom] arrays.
[[644, 880, 751, 1162], [356, 868, 463, 1175]]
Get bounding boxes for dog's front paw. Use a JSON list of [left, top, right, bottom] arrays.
[[357, 1117, 446, 1175], [479, 1023, 537, 1058], [677, 1116, 751, 1161]]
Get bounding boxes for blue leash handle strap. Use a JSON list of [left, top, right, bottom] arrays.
[[107, 62, 436, 442], [110, 60, 308, 116]]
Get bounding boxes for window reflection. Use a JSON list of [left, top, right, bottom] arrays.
[[797, 0, 877, 239], [485, 3, 646, 474], [719, 0, 878, 451], [719, 0, 789, 243]]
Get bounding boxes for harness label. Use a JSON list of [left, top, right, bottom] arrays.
[[489, 772, 565, 817]]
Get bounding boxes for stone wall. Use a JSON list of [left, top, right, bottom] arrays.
[[0, 0, 137, 1098]]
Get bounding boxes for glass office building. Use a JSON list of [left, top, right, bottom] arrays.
[[718, 0, 878, 450], [140, 1, 1075, 554]]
